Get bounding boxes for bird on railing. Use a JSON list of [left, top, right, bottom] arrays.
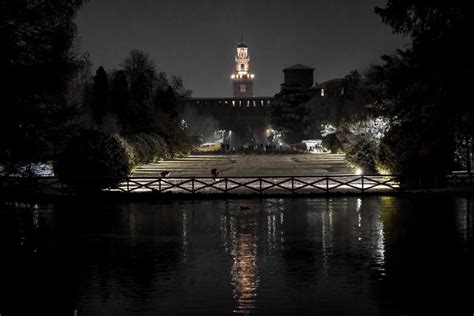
[[160, 171, 171, 178], [211, 168, 219, 181]]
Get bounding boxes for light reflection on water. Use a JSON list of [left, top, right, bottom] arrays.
[[222, 205, 260, 313], [0, 197, 473, 315]]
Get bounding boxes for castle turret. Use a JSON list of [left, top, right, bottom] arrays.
[[283, 64, 314, 88]]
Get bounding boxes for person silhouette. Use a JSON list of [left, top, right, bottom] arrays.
[[211, 168, 219, 180]]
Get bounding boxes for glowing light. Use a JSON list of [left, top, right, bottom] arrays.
[[231, 74, 236, 79], [250, 74, 255, 79], [355, 168, 363, 175]]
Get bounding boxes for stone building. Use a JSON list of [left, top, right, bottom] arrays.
[[283, 64, 314, 88], [179, 40, 316, 148]]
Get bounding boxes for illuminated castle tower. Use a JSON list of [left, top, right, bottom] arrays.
[[230, 38, 255, 97]]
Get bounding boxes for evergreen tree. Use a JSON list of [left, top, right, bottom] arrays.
[[269, 85, 315, 144], [92, 66, 109, 125], [110, 70, 131, 128]]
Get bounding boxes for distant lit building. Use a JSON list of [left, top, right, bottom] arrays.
[[230, 39, 255, 97], [179, 39, 321, 147]]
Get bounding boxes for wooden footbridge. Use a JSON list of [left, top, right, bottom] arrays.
[[112, 175, 400, 194], [1, 173, 472, 197]]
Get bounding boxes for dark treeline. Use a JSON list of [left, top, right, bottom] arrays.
[[0, 1, 194, 187], [56, 50, 194, 189], [271, 0, 474, 178], [370, 0, 474, 177], [1, 0, 87, 175]]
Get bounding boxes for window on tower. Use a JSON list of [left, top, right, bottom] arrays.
[[240, 64, 245, 70], [240, 85, 246, 92]]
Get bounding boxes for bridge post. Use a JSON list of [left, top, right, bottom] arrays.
[[361, 176, 364, 193], [291, 177, 294, 194], [225, 177, 228, 193], [192, 178, 195, 194], [259, 177, 262, 195]]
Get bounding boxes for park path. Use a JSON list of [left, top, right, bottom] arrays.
[[132, 154, 350, 177]]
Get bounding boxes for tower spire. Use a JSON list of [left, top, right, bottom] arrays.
[[230, 38, 254, 97]]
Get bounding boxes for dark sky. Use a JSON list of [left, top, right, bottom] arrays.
[[76, 0, 406, 97]]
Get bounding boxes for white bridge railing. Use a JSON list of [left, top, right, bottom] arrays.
[[109, 175, 401, 194], [2, 173, 473, 196]]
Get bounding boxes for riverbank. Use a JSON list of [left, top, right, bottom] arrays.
[[2, 185, 474, 204], [2, 154, 472, 202]]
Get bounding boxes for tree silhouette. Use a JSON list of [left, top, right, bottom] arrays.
[[369, 1, 474, 175], [0, 0, 86, 175], [92, 66, 109, 125], [110, 70, 131, 128], [124, 50, 157, 109], [269, 84, 315, 144], [121, 50, 158, 133]]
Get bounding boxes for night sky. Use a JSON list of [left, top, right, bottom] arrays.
[[76, 0, 406, 97]]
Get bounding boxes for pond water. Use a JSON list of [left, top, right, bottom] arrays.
[[0, 197, 473, 315]]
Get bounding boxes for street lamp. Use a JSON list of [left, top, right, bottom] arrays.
[[229, 130, 232, 150]]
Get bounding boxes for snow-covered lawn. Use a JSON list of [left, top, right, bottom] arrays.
[[132, 154, 350, 177]]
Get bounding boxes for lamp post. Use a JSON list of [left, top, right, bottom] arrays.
[[229, 130, 232, 151]]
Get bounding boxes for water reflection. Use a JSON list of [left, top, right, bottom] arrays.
[[222, 203, 260, 314], [0, 197, 473, 315], [455, 197, 473, 246], [360, 198, 386, 274], [181, 206, 189, 259]]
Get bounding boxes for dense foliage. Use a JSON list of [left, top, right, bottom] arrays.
[[369, 0, 474, 175], [56, 130, 129, 190], [0, 1, 194, 181], [0, 0, 87, 175], [269, 85, 316, 144], [121, 133, 170, 168]]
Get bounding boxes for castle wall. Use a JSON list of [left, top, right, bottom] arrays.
[[179, 97, 274, 148]]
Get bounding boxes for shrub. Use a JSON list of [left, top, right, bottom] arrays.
[[322, 133, 343, 154], [375, 123, 455, 188], [122, 133, 170, 168], [345, 134, 378, 174], [56, 130, 129, 191], [168, 130, 196, 157]]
